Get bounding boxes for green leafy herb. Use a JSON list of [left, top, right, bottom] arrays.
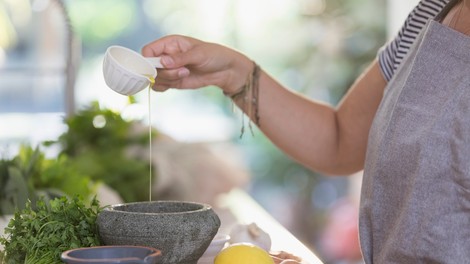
[[0, 146, 97, 215], [47, 101, 153, 202], [0, 196, 102, 264]]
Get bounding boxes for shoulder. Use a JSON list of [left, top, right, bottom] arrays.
[[378, 0, 449, 82]]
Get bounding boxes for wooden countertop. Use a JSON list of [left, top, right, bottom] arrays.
[[214, 189, 324, 264]]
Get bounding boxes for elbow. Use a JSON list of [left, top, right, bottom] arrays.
[[322, 164, 363, 177], [302, 156, 364, 177]]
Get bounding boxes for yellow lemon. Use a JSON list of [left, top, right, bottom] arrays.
[[214, 243, 274, 264]]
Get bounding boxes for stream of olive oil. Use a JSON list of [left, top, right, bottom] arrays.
[[147, 76, 155, 201]]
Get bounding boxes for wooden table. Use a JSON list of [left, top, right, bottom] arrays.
[[214, 189, 324, 264]]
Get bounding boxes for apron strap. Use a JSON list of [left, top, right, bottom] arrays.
[[435, 0, 460, 22]]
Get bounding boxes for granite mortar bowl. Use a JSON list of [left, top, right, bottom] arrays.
[[97, 201, 221, 264]]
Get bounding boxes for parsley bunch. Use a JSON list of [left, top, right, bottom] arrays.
[[0, 196, 102, 264]]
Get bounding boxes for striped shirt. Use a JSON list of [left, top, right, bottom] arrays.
[[378, 0, 450, 81]]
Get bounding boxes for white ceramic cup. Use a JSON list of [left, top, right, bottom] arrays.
[[103, 45, 164, 96]]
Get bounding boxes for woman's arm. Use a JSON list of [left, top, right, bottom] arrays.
[[254, 60, 386, 175], [142, 35, 387, 176]]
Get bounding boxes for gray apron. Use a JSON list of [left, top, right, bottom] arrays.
[[360, 19, 470, 263]]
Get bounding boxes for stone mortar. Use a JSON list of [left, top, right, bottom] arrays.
[[97, 201, 221, 264]]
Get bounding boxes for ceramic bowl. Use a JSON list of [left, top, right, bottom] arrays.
[[61, 245, 161, 264], [103, 45, 163, 96], [97, 201, 221, 264]]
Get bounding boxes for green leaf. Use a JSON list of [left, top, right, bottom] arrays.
[[0, 196, 102, 263], [2, 167, 29, 214]]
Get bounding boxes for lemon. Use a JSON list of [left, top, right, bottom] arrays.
[[214, 243, 274, 264]]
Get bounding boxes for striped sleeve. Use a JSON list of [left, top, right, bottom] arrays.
[[378, 0, 449, 81]]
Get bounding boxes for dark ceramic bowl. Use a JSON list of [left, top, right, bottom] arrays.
[[61, 245, 161, 264], [97, 201, 221, 264]]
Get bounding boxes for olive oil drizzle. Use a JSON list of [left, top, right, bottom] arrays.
[[147, 76, 155, 201]]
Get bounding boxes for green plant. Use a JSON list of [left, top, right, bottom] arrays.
[[0, 100, 154, 216], [47, 101, 154, 202], [0, 156, 31, 216], [0, 146, 96, 215], [0, 196, 102, 264]]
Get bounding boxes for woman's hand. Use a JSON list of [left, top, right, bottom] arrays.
[[142, 35, 253, 94], [270, 251, 303, 264]]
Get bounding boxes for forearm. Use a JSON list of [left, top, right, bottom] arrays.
[[233, 71, 342, 174], [232, 60, 385, 175]]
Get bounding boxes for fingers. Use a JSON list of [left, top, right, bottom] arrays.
[[142, 35, 200, 65], [167, 46, 206, 68], [271, 256, 301, 264], [280, 259, 300, 264], [151, 83, 169, 92], [152, 77, 180, 92], [155, 67, 190, 85], [270, 251, 302, 263], [152, 66, 190, 92], [142, 35, 184, 57], [272, 256, 284, 264], [157, 67, 190, 79], [143, 35, 209, 71]]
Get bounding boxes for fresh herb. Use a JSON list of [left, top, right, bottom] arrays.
[[0, 146, 97, 215], [0, 156, 32, 216], [46, 101, 153, 202], [0, 196, 102, 264]]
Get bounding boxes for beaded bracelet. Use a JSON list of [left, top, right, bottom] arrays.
[[224, 61, 261, 138]]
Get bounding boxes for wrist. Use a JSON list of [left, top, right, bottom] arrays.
[[224, 60, 261, 137], [223, 61, 259, 98], [221, 55, 255, 94]]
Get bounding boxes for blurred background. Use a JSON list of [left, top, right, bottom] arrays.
[[0, 0, 419, 263]]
